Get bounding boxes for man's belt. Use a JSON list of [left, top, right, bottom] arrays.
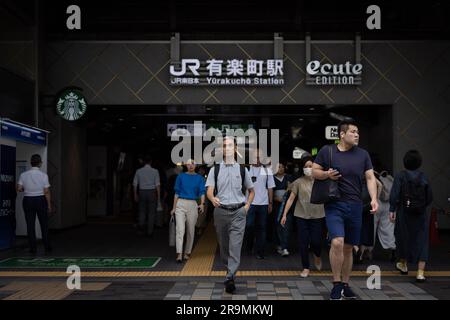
[[219, 203, 245, 211]]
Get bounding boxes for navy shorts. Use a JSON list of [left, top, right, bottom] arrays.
[[325, 201, 363, 246]]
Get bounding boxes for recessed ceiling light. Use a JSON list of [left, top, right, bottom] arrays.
[[309, 107, 315, 111], [118, 118, 124, 121], [102, 107, 108, 111], [132, 126, 136, 129]]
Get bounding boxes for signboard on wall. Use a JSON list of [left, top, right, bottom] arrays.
[[305, 35, 363, 86], [325, 126, 339, 140], [0, 120, 47, 146], [56, 89, 88, 121], [169, 59, 284, 86], [0, 144, 16, 249], [167, 123, 206, 137]]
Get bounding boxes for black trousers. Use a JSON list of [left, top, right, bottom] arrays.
[[23, 196, 50, 251], [296, 217, 324, 269]]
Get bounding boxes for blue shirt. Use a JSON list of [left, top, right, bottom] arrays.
[[174, 173, 206, 200], [315, 144, 373, 202]]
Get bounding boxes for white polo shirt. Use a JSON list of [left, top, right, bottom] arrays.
[[18, 167, 50, 197], [248, 166, 275, 205]]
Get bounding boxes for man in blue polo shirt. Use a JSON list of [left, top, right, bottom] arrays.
[[313, 119, 379, 300]]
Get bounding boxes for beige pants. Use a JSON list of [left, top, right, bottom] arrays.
[[175, 199, 198, 254]]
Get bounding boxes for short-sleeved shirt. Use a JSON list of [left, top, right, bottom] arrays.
[[133, 164, 160, 190], [248, 166, 275, 205], [18, 167, 50, 197], [205, 163, 254, 205], [289, 177, 325, 219], [174, 173, 206, 200], [273, 174, 293, 202], [314, 144, 373, 202]]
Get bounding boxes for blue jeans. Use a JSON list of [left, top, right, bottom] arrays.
[[245, 205, 268, 256]]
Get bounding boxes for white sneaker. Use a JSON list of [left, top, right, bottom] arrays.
[[416, 274, 426, 283], [396, 262, 408, 274], [300, 269, 310, 278], [276, 246, 283, 255], [281, 249, 290, 257], [314, 257, 322, 271]]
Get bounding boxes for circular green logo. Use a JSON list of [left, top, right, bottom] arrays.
[[56, 90, 87, 121]]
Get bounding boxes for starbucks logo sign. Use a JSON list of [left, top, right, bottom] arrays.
[[56, 90, 87, 121]]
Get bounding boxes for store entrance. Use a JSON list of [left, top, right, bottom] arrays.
[[85, 104, 393, 221]]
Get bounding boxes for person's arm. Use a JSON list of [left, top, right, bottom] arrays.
[[44, 187, 52, 213], [375, 178, 383, 199], [198, 177, 206, 213], [156, 185, 161, 204], [206, 168, 220, 207], [133, 172, 139, 202], [388, 173, 402, 222], [268, 188, 273, 214], [267, 173, 275, 213], [281, 192, 297, 225], [245, 188, 255, 212], [155, 170, 161, 204], [312, 163, 341, 181], [16, 174, 24, 192], [365, 169, 379, 214], [207, 186, 220, 207], [199, 195, 206, 214]]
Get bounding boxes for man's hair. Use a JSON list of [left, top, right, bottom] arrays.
[[403, 150, 422, 170], [30, 154, 42, 167], [337, 118, 358, 136], [223, 135, 236, 146], [144, 155, 152, 164]]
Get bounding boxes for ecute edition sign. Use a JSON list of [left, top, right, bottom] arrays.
[[306, 60, 363, 85], [169, 59, 284, 86]]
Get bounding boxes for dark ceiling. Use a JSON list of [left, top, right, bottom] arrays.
[[1, 0, 449, 40]]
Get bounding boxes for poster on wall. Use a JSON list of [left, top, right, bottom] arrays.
[[0, 144, 16, 249]]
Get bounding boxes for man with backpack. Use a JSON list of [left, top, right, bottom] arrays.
[[206, 136, 255, 294], [389, 150, 433, 282]]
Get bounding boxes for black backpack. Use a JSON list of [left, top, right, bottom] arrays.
[[214, 164, 246, 196], [400, 171, 428, 215]]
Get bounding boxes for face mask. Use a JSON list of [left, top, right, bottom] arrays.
[[303, 168, 312, 176]]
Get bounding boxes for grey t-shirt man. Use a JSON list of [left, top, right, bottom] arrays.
[[205, 163, 254, 205]]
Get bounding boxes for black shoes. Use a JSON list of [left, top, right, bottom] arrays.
[[330, 282, 358, 300], [342, 283, 357, 299], [330, 282, 344, 300], [224, 279, 236, 294]]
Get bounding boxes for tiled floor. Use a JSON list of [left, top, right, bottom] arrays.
[[0, 277, 444, 300], [0, 220, 449, 300], [163, 279, 438, 300]]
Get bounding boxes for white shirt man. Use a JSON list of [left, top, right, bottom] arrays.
[[16, 154, 52, 254]]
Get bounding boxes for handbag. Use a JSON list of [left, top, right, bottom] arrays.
[[169, 215, 176, 247], [310, 145, 341, 204]]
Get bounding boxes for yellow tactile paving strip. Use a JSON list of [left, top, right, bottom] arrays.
[[179, 223, 218, 276], [1, 270, 450, 277], [0, 281, 110, 300]]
